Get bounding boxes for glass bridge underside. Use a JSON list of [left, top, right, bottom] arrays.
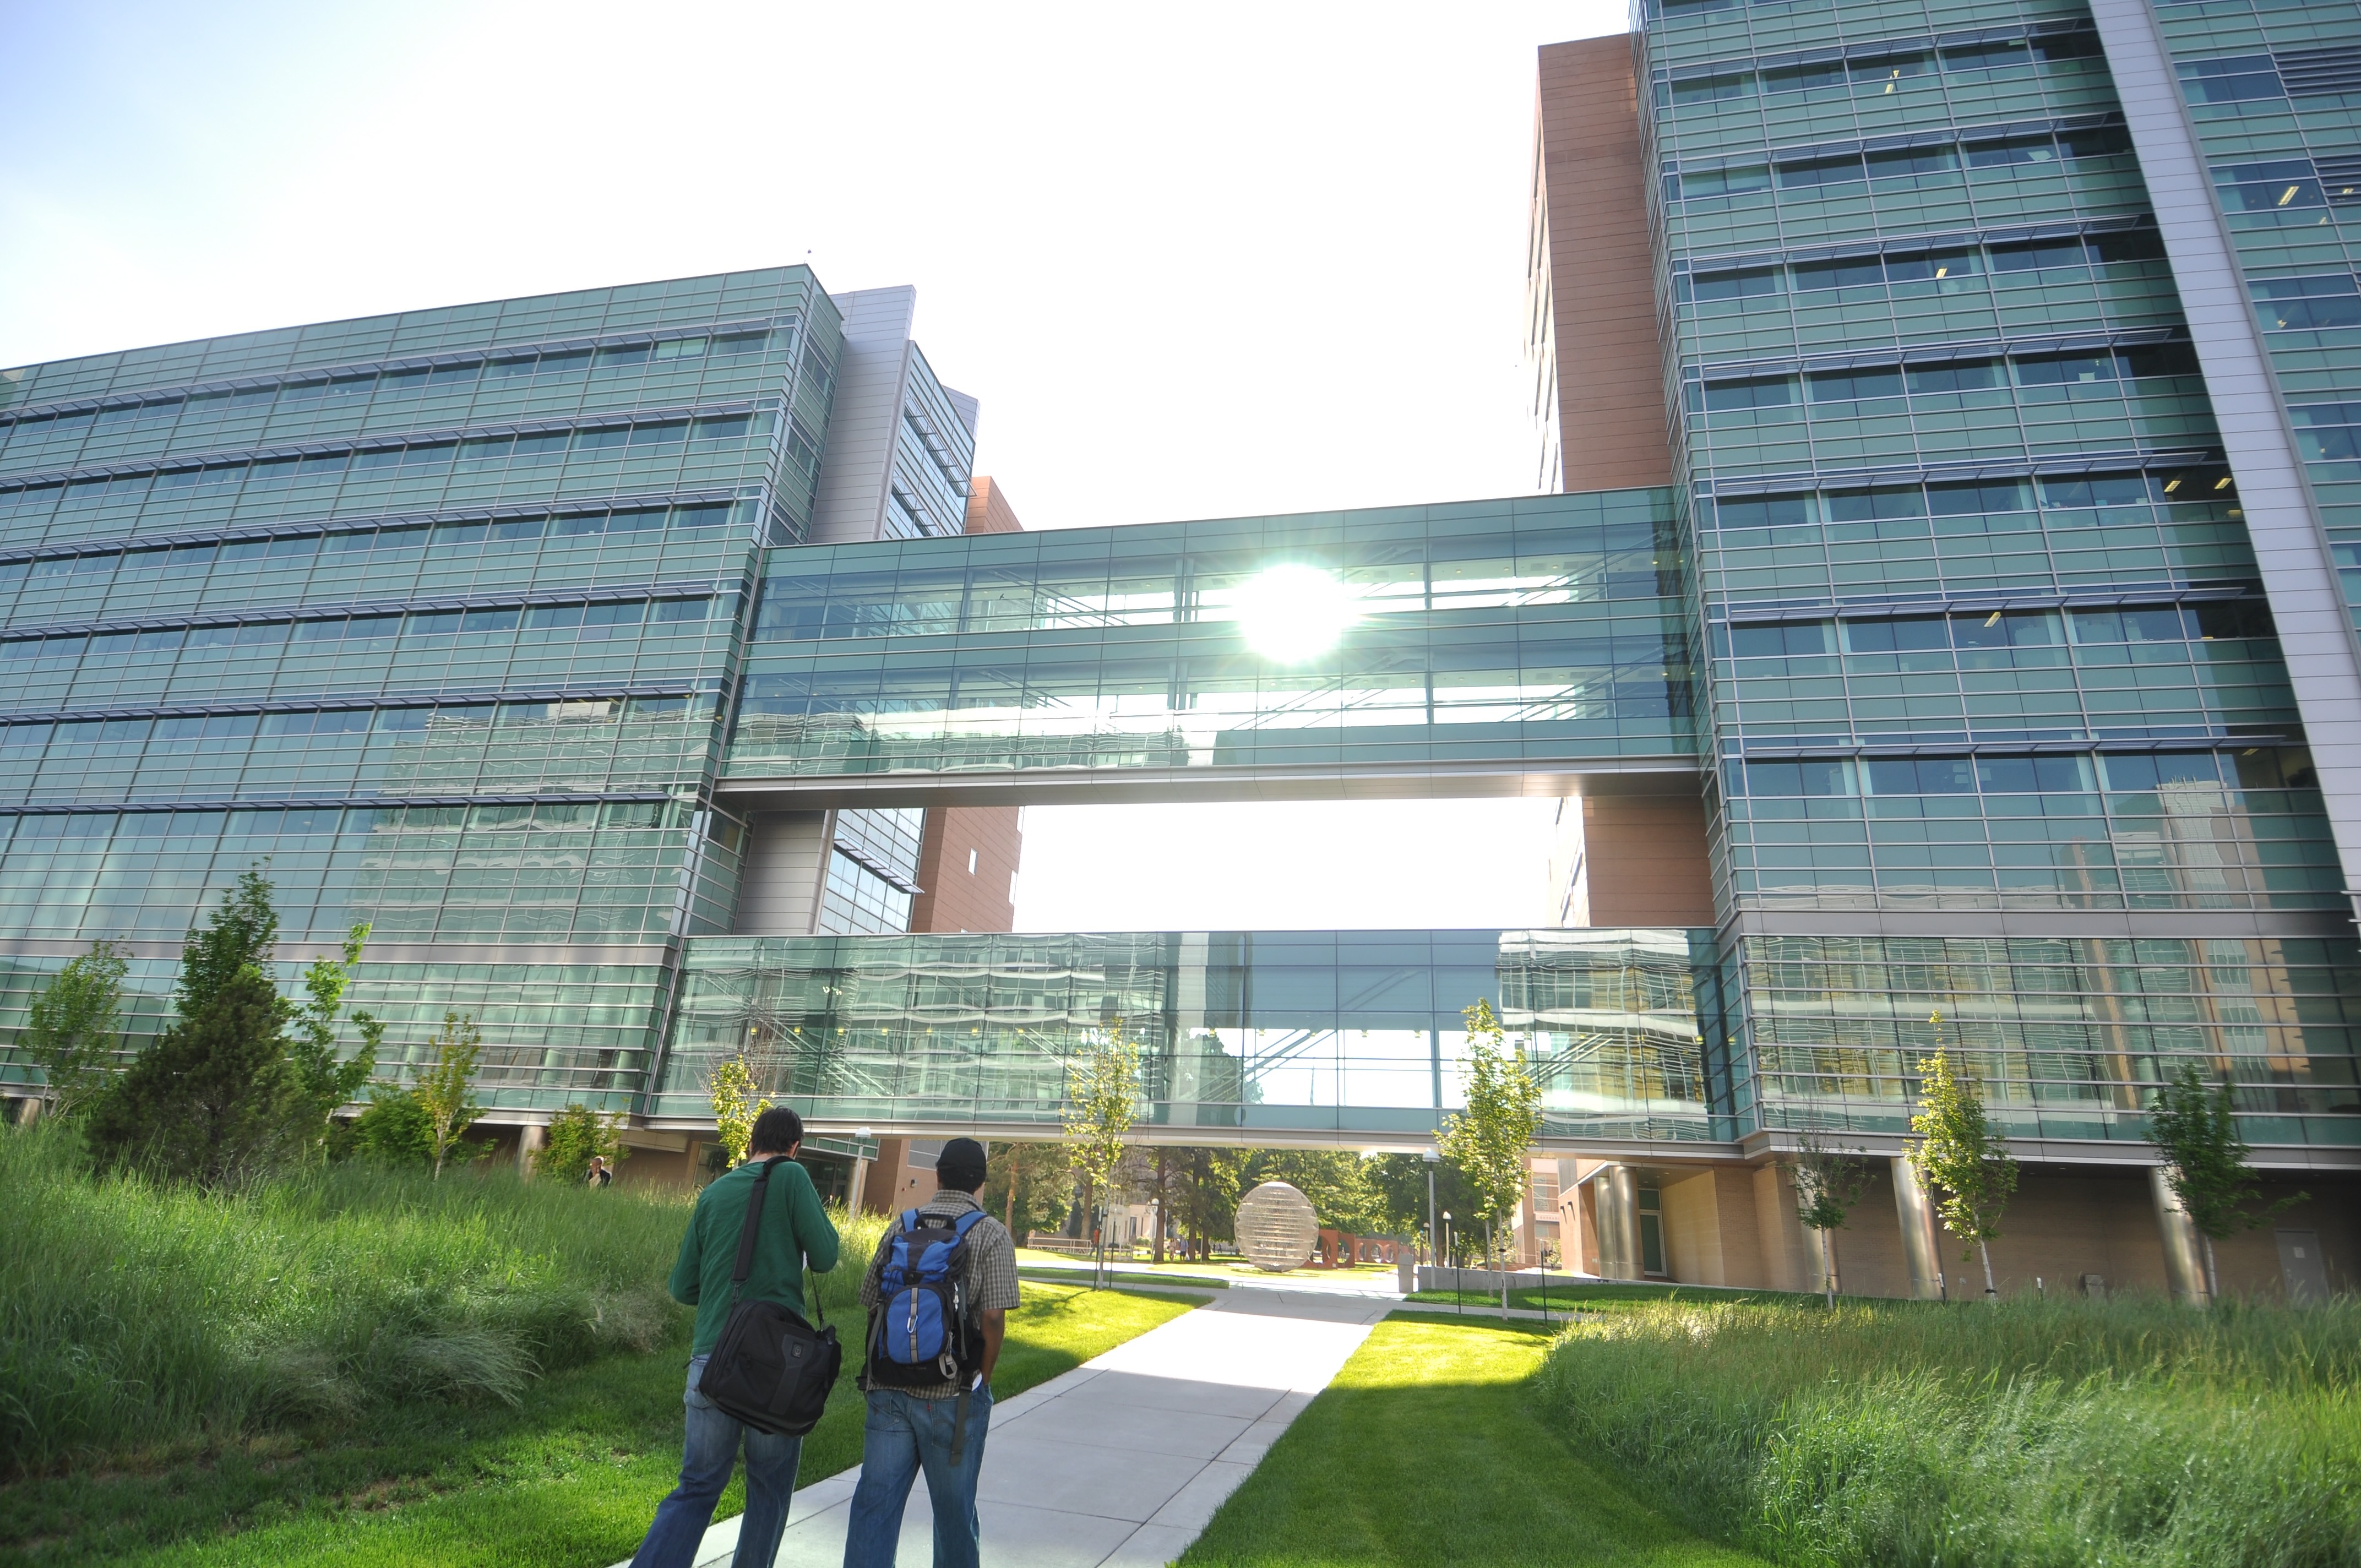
[[655, 929, 1723, 1146], [720, 489, 1701, 804]]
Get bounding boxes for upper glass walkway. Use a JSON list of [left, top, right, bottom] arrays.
[[722, 488, 1699, 801]]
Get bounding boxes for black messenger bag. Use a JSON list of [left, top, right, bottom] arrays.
[[696, 1156, 842, 1435]]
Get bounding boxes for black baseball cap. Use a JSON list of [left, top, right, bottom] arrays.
[[937, 1137, 989, 1190]]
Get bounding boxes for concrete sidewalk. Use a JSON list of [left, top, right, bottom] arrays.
[[629, 1288, 1386, 1568]]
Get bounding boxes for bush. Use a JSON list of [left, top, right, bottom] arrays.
[[345, 1085, 436, 1166], [1537, 1293, 2361, 1567], [538, 1102, 627, 1186]]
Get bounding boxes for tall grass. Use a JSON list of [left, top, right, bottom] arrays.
[[0, 1125, 883, 1477], [1537, 1293, 2361, 1567]]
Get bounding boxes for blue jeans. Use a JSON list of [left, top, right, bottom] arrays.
[[842, 1384, 994, 1568], [630, 1354, 805, 1568]]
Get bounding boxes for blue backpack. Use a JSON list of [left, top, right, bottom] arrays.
[[867, 1208, 984, 1387]]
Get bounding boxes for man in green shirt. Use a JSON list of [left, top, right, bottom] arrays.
[[629, 1107, 840, 1568]]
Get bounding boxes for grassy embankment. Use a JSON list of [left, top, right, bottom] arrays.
[[1, 1125, 1195, 1566], [1544, 1293, 2361, 1567], [1184, 1314, 1764, 1567]]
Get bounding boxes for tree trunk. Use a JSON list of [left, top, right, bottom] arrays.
[[1004, 1145, 1019, 1236], [1978, 1239, 1998, 1302], [2202, 1234, 2219, 1305], [1824, 1228, 1840, 1308], [1153, 1148, 1168, 1265]]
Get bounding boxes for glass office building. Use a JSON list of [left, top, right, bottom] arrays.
[[2, 0, 2354, 1295]]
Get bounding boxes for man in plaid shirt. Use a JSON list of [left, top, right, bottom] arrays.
[[842, 1137, 1020, 1568]]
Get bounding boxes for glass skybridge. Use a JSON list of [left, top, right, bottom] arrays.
[[654, 927, 1724, 1145], [721, 488, 1699, 803]]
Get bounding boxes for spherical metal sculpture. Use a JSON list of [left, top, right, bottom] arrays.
[[1234, 1180, 1319, 1272]]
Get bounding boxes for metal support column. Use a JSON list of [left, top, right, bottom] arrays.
[[1890, 1155, 1945, 1301], [2151, 1164, 2208, 1304]]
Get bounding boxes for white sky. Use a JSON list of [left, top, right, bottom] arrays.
[[0, 0, 1629, 933]]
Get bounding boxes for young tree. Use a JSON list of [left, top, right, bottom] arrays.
[[708, 1053, 771, 1167], [1788, 1130, 1878, 1306], [1063, 1019, 1142, 1288], [1908, 1036, 2019, 1302], [540, 1102, 629, 1185], [2148, 1062, 2303, 1302], [414, 1011, 485, 1179], [20, 940, 127, 1120], [289, 924, 384, 1146], [1439, 999, 1542, 1310]]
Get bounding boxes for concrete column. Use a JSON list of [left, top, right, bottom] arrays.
[[14, 1095, 42, 1126], [516, 1122, 546, 1178], [2150, 1164, 2208, 1303], [1595, 1164, 1643, 1281], [847, 1156, 869, 1216], [1890, 1156, 1945, 1300]]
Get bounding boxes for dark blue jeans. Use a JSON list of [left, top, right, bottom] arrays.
[[841, 1384, 994, 1568], [630, 1354, 804, 1568]]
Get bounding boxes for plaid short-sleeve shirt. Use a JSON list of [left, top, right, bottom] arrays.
[[857, 1189, 1021, 1397]]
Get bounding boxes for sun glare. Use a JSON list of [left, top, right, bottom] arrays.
[[1234, 564, 1359, 663]]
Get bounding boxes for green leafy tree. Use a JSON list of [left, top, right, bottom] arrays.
[[1063, 1019, 1142, 1287], [708, 1054, 770, 1167], [982, 1141, 1066, 1240], [1242, 1148, 1382, 1234], [1908, 1029, 2019, 1302], [414, 1012, 484, 1179], [1364, 1152, 1478, 1257], [2148, 1062, 2303, 1302], [1439, 999, 1542, 1298], [540, 1102, 629, 1185], [20, 941, 127, 1120], [1789, 1130, 1878, 1305], [1172, 1145, 1248, 1259]]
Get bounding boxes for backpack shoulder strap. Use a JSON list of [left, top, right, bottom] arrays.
[[950, 1208, 988, 1240], [900, 1208, 922, 1233], [728, 1157, 785, 1301]]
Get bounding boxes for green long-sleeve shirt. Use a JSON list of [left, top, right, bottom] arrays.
[[668, 1157, 841, 1355]]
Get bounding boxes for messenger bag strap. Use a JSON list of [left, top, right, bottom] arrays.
[[728, 1156, 786, 1305]]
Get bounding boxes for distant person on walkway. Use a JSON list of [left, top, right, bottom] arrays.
[[585, 1155, 612, 1188], [842, 1137, 1020, 1568], [629, 1107, 839, 1568]]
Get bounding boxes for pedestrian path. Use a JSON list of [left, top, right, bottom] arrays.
[[636, 1288, 1387, 1568]]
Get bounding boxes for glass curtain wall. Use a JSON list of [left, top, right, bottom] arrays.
[[1638, 0, 2361, 1147], [0, 268, 841, 1108]]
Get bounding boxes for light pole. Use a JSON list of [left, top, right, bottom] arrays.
[[1442, 1211, 1456, 1314]]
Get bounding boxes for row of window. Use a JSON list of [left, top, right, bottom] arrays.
[[0, 595, 715, 658], [2215, 157, 2361, 214], [1690, 342, 2201, 412], [1666, 124, 2131, 201], [1727, 599, 2275, 660], [1705, 466, 2236, 529], [2295, 402, 2361, 462], [2179, 49, 2361, 105], [0, 695, 704, 751], [1734, 745, 2314, 798], [0, 499, 750, 585], [0, 410, 777, 504], [0, 324, 792, 438], [1658, 24, 2100, 108], [2253, 274, 2361, 333], [1682, 225, 2164, 300]]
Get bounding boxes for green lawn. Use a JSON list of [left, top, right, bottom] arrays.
[[1181, 1314, 1765, 1567], [6, 1281, 1193, 1567]]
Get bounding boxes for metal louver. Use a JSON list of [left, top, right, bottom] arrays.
[[2276, 47, 2361, 96], [2314, 154, 2361, 207]]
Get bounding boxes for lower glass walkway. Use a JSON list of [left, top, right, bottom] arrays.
[[655, 928, 1720, 1144]]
